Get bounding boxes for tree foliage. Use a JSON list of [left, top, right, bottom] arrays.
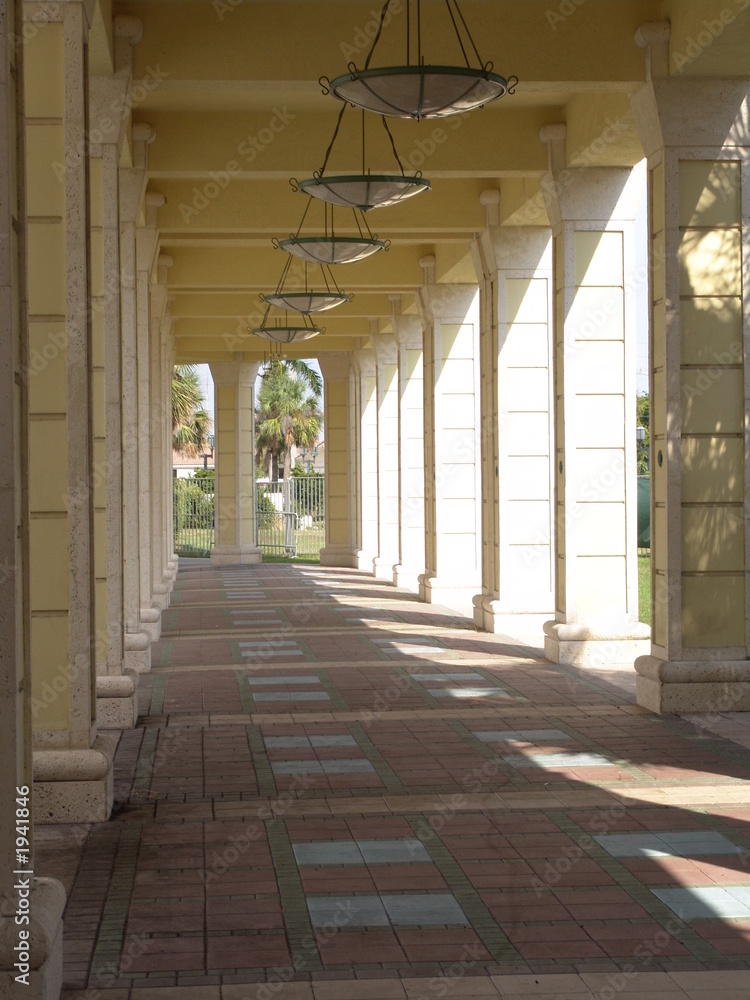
[[636, 392, 650, 474], [172, 364, 211, 456], [255, 361, 322, 481]]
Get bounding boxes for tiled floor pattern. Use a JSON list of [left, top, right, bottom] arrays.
[[32, 562, 750, 998]]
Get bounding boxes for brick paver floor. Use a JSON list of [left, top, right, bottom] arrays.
[[35, 561, 750, 999]]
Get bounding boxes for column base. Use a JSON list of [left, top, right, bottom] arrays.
[[319, 545, 358, 568], [210, 544, 262, 565], [353, 549, 378, 572], [140, 606, 161, 641], [33, 733, 117, 824], [543, 620, 651, 667], [635, 655, 750, 714], [472, 595, 551, 639], [123, 630, 151, 674], [152, 582, 170, 610], [418, 574, 479, 616], [0, 877, 65, 999], [96, 670, 139, 729], [373, 555, 398, 581], [393, 564, 421, 593]]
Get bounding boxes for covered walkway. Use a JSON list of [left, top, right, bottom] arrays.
[[38, 561, 750, 998]]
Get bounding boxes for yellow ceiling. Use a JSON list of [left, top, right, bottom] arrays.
[[99, 0, 749, 361]]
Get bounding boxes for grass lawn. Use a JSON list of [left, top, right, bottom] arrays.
[[638, 552, 651, 625], [174, 527, 214, 556], [260, 553, 320, 564]]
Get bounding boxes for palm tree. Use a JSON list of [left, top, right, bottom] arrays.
[[261, 358, 322, 397], [172, 364, 211, 456], [255, 361, 322, 480]]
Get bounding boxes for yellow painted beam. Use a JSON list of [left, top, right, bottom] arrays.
[[120, 1, 650, 98], [164, 244, 433, 290], [153, 175, 490, 233], [171, 291, 399, 319], [175, 316, 377, 340], [141, 109, 556, 180]]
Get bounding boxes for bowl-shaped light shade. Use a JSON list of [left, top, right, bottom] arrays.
[[261, 292, 351, 314], [298, 174, 430, 212], [251, 325, 323, 344], [330, 65, 509, 120], [279, 236, 387, 265]]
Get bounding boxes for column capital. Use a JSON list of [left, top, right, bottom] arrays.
[[541, 164, 645, 229], [392, 314, 422, 350], [318, 352, 352, 381], [89, 76, 131, 153], [119, 126, 154, 223], [210, 361, 260, 386], [631, 78, 750, 160], [24, 0, 96, 26], [417, 282, 478, 324], [372, 332, 397, 366], [353, 349, 376, 377], [475, 226, 552, 277]]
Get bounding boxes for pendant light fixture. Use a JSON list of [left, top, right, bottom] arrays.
[[275, 198, 390, 266], [261, 255, 352, 314], [322, 0, 516, 121], [250, 307, 324, 345], [291, 103, 430, 212]]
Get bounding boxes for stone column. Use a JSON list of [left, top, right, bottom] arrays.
[[540, 124, 650, 666], [148, 254, 173, 610], [0, 0, 66, 990], [417, 257, 483, 613], [471, 192, 556, 633], [631, 24, 750, 712], [391, 301, 426, 592], [89, 50, 141, 727], [135, 191, 165, 638], [164, 332, 179, 580], [24, 0, 115, 823], [209, 362, 262, 565], [372, 331, 400, 580], [319, 353, 358, 567], [119, 122, 153, 673], [352, 349, 379, 572]]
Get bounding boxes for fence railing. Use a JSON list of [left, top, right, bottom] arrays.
[[256, 476, 325, 558], [173, 476, 215, 557], [172, 473, 325, 560]]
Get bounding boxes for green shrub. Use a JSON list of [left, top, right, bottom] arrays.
[[173, 479, 214, 530]]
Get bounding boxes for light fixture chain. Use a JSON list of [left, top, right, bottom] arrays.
[[319, 102, 348, 176], [294, 196, 312, 239], [417, 0, 421, 63], [444, 0, 470, 67], [381, 116, 406, 176], [406, 0, 410, 64], [450, 0, 484, 67], [364, 0, 394, 70]]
